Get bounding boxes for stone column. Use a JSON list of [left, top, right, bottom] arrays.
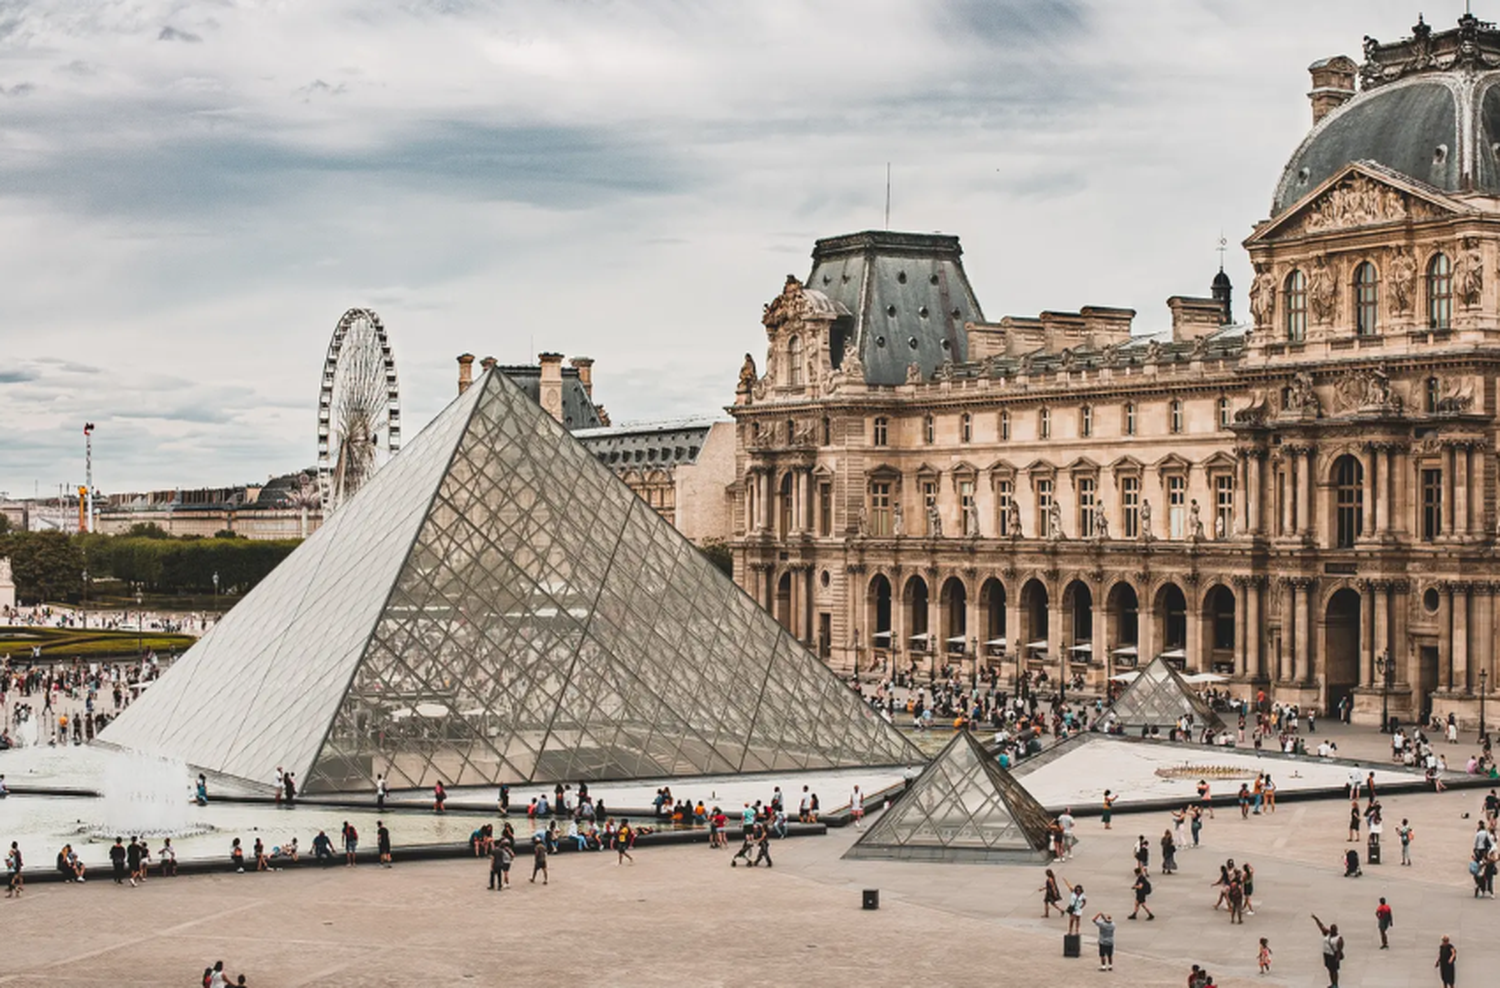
[[1360, 581, 1376, 688], [1004, 580, 1021, 683], [1443, 447, 1456, 537], [1046, 579, 1064, 683], [1454, 584, 1471, 693], [1393, 582, 1410, 687], [1280, 459, 1294, 537], [1250, 453, 1265, 535], [1186, 588, 1203, 673], [928, 574, 942, 676], [1378, 447, 1393, 536], [1233, 579, 1249, 677], [1293, 581, 1310, 683], [1373, 583, 1390, 675], [1091, 591, 1107, 672], [1439, 585, 1454, 691], [1456, 447, 1471, 539], [1362, 447, 1378, 541], [1296, 448, 1313, 541], [1279, 578, 1294, 682], [1138, 586, 1156, 666], [965, 583, 981, 674], [892, 573, 907, 674], [761, 472, 773, 531], [1246, 578, 1263, 679], [1475, 584, 1493, 700]]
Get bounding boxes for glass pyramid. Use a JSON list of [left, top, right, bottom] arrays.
[[1109, 657, 1224, 731], [845, 730, 1052, 864], [100, 368, 920, 792]]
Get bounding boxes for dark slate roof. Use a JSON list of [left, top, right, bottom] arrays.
[[494, 366, 605, 429], [574, 418, 719, 470], [1274, 17, 1500, 214], [806, 231, 984, 387]]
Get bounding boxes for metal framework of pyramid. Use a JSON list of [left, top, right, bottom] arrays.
[[100, 368, 920, 793], [1109, 656, 1224, 731], [844, 730, 1052, 864]]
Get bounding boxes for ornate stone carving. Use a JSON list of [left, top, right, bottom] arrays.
[[1389, 246, 1418, 314], [1047, 501, 1064, 541], [1332, 364, 1401, 414], [1361, 14, 1500, 91], [905, 363, 925, 385], [1234, 390, 1270, 426], [1459, 238, 1484, 307], [964, 500, 980, 539], [1434, 376, 1475, 413], [1092, 500, 1109, 541], [936, 359, 956, 382], [1283, 371, 1323, 418], [892, 501, 904, 537], [1188, 499, 1205, 542], [1005, 499, 1023, 539], [737, 353, 757, 393], [840, 339, 864, 379], [1303, 175, 1408, 232], [1139, 499, 1153, 542], [1249, 263, 1276, 326], [926, 502, 942, 538], [1308, 256, 1337, 321], [761, 275, 806, 332]]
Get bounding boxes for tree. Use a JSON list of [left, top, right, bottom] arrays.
[[0, 513, 10, 536], [7, 530, 85, 604], [697, 539, 734, 578], [126, 523, 171, 539]]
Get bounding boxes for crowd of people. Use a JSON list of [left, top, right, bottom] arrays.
[[0, 655, 160, 748]]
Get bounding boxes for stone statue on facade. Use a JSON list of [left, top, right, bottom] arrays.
[[1235, 390, 1270, 425], [1139, 498, 1153, 542], [964, 500, 980, 538], [841, 339, 865, 380], [1214, 513, 1227, 539], [1188, 499, 1205, 542], [1005, 499, 1023, 539], [1284, 370, 1322, 417], [892, 501, 904, 537], [737, 353, 757, 392], [0, 556, 13, 613], [1092, 501, 1109, 540], [1459, 238, 1484, 307], [905, 363, 925, 385], [1047, 501, 1064, 541], [1308, 256, 1337, 322], [1389, 246, 1418, 313], [926, 503, 942, 538], [856, 506, 868, 538]]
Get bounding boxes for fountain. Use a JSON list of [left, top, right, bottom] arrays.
[[89, 752, 213, 840]]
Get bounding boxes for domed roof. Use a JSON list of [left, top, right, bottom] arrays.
[[1274, 14, 1500, 215]]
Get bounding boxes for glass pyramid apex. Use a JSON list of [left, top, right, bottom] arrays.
[[845, 730, 1052, 864], [1109, 656, 1225, 731], [101, 368, 921, 792]]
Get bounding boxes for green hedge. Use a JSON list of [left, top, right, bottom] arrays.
[[0, 626, 196, 660]]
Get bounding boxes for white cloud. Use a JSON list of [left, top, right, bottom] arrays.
[[0, 0, 1442, 491]]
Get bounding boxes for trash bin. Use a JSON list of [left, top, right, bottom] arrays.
[[1367, 835, 1381, 865], [862, 889, 880, 910]]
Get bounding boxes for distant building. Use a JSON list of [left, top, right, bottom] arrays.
[[456, 353, 735, 545], [96, 470, 321, 540]]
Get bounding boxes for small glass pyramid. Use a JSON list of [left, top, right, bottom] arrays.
[[100, 369, 920, 792], [1109, 656, 1224, 731], [845, 730, 1052, 863]]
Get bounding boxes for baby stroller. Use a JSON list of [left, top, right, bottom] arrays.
[[1343, 848, 1363, 877]]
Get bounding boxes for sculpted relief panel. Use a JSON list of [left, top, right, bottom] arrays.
[[1301, 175, 1409, 233]]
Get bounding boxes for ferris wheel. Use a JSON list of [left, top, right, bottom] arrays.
[[317, 308, 401, 514]]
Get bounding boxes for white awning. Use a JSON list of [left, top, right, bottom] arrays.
[[1069, 642, 1093, 652], [984, 638, 1007, 647], [946, 635, 968, 644], [909, 632, 932, 641], [872, 631, 892, 639], [1026, 640, 1048, 650], [1160, 648, 1186, 659], [1183, 672, 1229, 684], [1112, 645, 1138, 656], [1110, 671, 1141, 683]]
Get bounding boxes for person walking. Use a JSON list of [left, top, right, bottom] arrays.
[[1092, 912, 1115, 972], [1348, 802, 1362, 842], [1398, 818, 1414, 866], [752, 822, 774, 868], [1312, 915, 1345, 988], [529, 836, 548, 885], [1436, 935, 1457, 988], [375, 774, 387, 811], [487, 840, 508, 890], [1257, 937, 1273, 975], [1190, 806, 1204, 848], [850, 786, 865, 829], [5, 841, 21, 898], [1242, 861, 1256, 915], [1128, 865, 1154, 920], [1375, 897, 1393, 950], [376, 821, 391, 868], [1161, 829, 1177, 874], [433, 780, 447, 813], [614, 818, 634, 865], [1039, 868, 1063, 918], [1226, 874, 1246, 924], [126, 837, 143, 886]]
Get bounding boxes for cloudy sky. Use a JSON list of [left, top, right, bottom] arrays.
[[0, 0, 1452, 496]]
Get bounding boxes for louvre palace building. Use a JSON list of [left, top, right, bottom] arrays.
[[729, 14, 1500, 729]]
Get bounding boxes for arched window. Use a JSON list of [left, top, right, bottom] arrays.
[[1354, 261, 1378, 336], [1080, 405, 1093, 438], [923, 414, 935, 445], [872, 416, 889, 446], [960, 412, 972, 443], [1428, 253, 1453, 330], [1039, 407, 1051, 440], [1284, 270, 1307, 342], [787, 336, 803, 386], [999, 409, 1011, 440], [1170, 399, 1183, 435], [820, 416, 831, 445], [1425, 376, 1440, 413], [1124, 402, 1136, 436], [1333, 454, 1364, 548], [1217, 396, 1231, 429]]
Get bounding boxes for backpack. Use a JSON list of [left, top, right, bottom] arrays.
[[1139, 876, 1152, 896]]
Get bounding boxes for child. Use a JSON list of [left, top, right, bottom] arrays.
[[1257, 937, 1272, 974]]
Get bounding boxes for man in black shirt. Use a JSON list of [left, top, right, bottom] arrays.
[[109, 837, 126, 884]]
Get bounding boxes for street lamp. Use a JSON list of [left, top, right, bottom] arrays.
[[1375, 650, 1394, 734], [1480, 667, 1489, 744], [135, 585, 143, 658], [81, 568, 88, 630], [212, 570, 219, 611]]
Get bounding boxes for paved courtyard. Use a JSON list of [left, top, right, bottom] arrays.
[[2, 749, 1497, 988]]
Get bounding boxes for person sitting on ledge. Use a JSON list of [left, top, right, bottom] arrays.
[[270, 837, 298, 865], [229, 838, 245, 873], [56, 844, 85, 882], [311, 830, 334, 866]]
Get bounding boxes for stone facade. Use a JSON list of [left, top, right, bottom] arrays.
[[729, 17, 1500, 729]]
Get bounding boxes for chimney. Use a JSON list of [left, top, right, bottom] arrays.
[[1308, 56, 1357, 124], [538, 352, 565, 422], [569, 356, 595, 398], [1167, 296, 1227, 342], [456, 353, 475, 395]]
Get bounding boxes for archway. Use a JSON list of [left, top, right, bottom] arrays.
[[904, 575, 930, 663], [1325, 588, 1361, 712], [1019, 578, 1050, 666], [981, 578, 1007, 660], [941, 577, 968, 660], [1106, 582, 1140, 668], [868, 574, 893, 658], [1155, 582, 1187, 666], [1202, 584, 1235, 675], [775, 572, 793, 632], [1064, 580, 1094, 665]]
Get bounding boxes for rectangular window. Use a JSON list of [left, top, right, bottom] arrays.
[[869, 482, 892, 537], [872, 417, 888, 447], [1077, 477, 1096, 538], [1036, 479, 1053, 537], [1214, 474, 1234, 540], [1167, 475, 1186, 540], [1000, 410, 1010, 440], [922, 480, 938, 536], [1039, 408, 1051, 440], [997, 480, 1013, 536], [961, 413, 972, 443], [1080, 406, 1093, 438], [1421, 468, 1443, 541], [959, 480, 976, 535], [1124, 404, 1136, 436], [818, 482, 832, 537], [923, 415, 935, 445], [1122, 476, 1140, 539]]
